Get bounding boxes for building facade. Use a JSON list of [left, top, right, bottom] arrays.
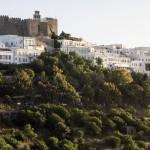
[[59, 39, 95, 59], [0, 35, 45, 64], [59, 39, 150, 75]]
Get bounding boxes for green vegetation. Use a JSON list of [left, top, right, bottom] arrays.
[[0, 51, 150, 149], [146, 64, 150, 71]]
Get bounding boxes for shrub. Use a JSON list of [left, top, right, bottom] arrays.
[[112, 116, 126, 126], [3, 95, 12, 102], [121, 135, 137, 150], [48, 137, 59, 150], [137, 141, 147, 149], [4, 136, 19, 148], [0, 138, 6, 147], [15, 124, 37, 141], [75, 130, 84, 138], [136, 131, 144, 140], [23, 124, 37, 140], [2, 144, 13, 150], [105, 119, 116, 129], [59, 139, 78, 150], [55, 122, 70, 138], [33, 139, 48, 150], [87, 122, 101, 135], [45, 104, 71, 120], [23, 110, 46, 127], [87, 117, 102, 127], [104, 136, 121, 148], [89, 110, 104, 118], [53, 105, 71, 119], [71, 109, 88, 126], [48, 113, 65, 126]]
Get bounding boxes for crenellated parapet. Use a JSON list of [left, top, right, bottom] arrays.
[[0, 15, 9, 20], [0, 11, 58, 36], [0, 16, 23, 26], [9, 17, 22, 24]]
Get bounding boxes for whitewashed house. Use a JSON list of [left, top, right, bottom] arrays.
[[59, 40, 150, 76], [58, 39, 95, 59], [0, 35, 45, 64]]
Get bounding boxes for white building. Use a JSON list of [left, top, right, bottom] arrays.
[[95, 45, 150, 75], [0, 35, 38, 49], [130, 60, 145, 73], [59, 39, 95, 59], [59, 40, 150, 76], [0, 35, 45, 64], [128, 47, 150, 75], [0, 48, 13, 64], [93, 45, 131, 69]]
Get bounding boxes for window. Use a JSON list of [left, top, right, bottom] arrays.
[[23, 58, 26, 62]]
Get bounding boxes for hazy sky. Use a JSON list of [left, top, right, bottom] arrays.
[[0, 0, 150, 47]]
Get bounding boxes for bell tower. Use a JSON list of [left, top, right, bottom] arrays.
[[33, 11, 41, 21]]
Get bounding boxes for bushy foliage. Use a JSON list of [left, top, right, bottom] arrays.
[[0, 52, 150, 150], [104, 136, 121, 148]]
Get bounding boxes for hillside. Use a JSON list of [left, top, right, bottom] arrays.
[[0, 51, 149, 149]]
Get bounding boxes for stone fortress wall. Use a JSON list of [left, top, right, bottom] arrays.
[[0, 11, 58, 37]]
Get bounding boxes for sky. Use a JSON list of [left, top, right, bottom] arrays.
[[0, 0, 150, 47]]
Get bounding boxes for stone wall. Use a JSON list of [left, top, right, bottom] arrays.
[[0, 15, 58, 37], [39, 22, 48, 36], [0, 16, 18, 35], [26, 19, 39, 36], [47, 18, 58, 35]]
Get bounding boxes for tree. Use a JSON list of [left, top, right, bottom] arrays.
[[31, 59, 44, 72], [104, 136, 121, 148], [86, 122, 101, 135], [111, 69, 133, 86], [59, 31, 71, 40], [48, 137, 59, 150], [37, 81, 58, 102], [137, 141, 147, 149], [13, 69, 35, 94], [131, 72, 147, 85], [55, 122, 71, 138], [51, 32, 58, 40], [103, 82, 122, 105], [48, 138, 78, 150], [23, 124, 37, 140], [81, 85, 95, 104], [24, 69, 35, 79], [44, 104, 71, 120], [22, 110, 46, 127], [112, 116, 126, 127], [121, 135, 137, 150], [53, 65, 81, 104], [96, 57, 103, 66], [122, 83, 144, 106], [59, 139, 78, 150], [0, 72, 3, 84], [15, 124, 37, 142], [104, 119, 116, 130], [33, 139, 48, 150], [0, 138, 6, 148], [142, 78, 150, 106], [47, 113, 65, 126]]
